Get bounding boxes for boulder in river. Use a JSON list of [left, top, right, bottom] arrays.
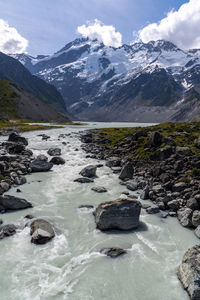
[[0, 195, 32, 212], [100, 247, 127, 258], [36, 154, 48, 162], [91, 186, 107, 193], [47, 148, 61, 156], [119, 162, 134, 180], [50, 156, 65, 165], [178, 244, 200, 300], [80, 165, 97, 178], [177, 208, 193, 227], [74, 177, 94, 183], [0, 224, 17, 240], [30, 219, 55, 245], [30, 160, 53, 172], [94, 198, 141, 231], [8, 132, 28, 146]]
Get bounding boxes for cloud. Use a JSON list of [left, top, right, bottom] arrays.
[[77, 19, 122, 47], [0, 19, 28, 54], [138, 0, 200, 50]]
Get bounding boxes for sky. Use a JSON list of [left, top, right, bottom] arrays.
[[0, 0, 198, 55]]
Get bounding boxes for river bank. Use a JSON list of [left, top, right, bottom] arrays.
[[0, 122, 198, 300]]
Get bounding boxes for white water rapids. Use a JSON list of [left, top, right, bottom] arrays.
[[0, 122, 198, 300]]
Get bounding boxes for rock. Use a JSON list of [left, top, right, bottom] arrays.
[[50, 156, 65, 165], [194, 226, 200, 238], [7, 143, 25, 154], [140, 186, 149, 200], [146, 205, 160, 214], [30, 160, 53, 172], [36, 154, 48, 162], [47, 148, 61, 156], [30, 219, 55, 245], [91, 187, 107, 193], [0, 224, 17, 240], [173, 182, 187, 192], [153, 146, 173, 161], [78, 205, 94, 209], [8, 132, 28, 146], [100, 247, 127, 258], [126, 180, 138, 191], [16, 189, 21, 193], [178, 244, 200, 300], [94, 198, 141, 231], [25, 214, 34, 219], [106, 156, 121, 168], [192, 211, 200, 227], [152, 185, 164, 194], [119, 162, 134, 180], [167, 199, 180, 211], [14, 176, 27, 185], [149, 131, 163, 147], [74, 177, 94, 183], [187, 198, 199, 211], [80, 165, 97, 178], [0, 195, 32, 212], [177, 208, 193, 227], [0, 182, 10, 192]]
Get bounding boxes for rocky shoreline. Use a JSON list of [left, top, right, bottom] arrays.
[[80, 123, 200, 300]]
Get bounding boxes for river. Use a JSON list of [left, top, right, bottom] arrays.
[[0, 122, 198, 300]]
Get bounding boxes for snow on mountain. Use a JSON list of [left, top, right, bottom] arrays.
[[11, 38, 200, 122]]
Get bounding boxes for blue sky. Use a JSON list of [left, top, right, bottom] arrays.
[[0, 0, 192, 55]]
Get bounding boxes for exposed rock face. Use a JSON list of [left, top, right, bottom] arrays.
[[0, 195, 32, 212], [50, 156, 65, 165], [0, 224, 17, 240], [100, 247, 127, 258], [8, 132, 28, 146], [47, 148, 61, 156], [80, 165, 97, 178], [94, 198, 141, 231], [119, 162, 134, 180], [30, 219, 55, 245], [178, 245, 200, 300], [30, 160, 53, 172]]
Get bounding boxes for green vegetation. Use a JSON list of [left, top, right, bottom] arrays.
[[0, 78, 20, 118], [189, 168, 200, 178]]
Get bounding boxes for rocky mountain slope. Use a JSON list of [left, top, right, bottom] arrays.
[[12, 38, 200, 122], [0, 78, 70, 122]]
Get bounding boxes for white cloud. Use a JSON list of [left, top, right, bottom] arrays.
[[77, 19, 122, 48], [0, 19, 28, 54], [138, 0, 200, 50]]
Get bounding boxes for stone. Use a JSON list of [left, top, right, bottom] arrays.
[[80, 165, 97, 178], [30, 160, 53, 172], [14, 176, 27, 185], [94, 198, 141, 231], [126, 180, 138, 191], [177, 208, 193, 227], [47, 148, 61, 156], [30, 219, 55, 245], [78, 205, 94, 209], [25, 214, 34, 219], [178, 245, 200, 300], [194, 226, 200, 239], [91, 187, 107, 193], [0, 224, 17, 240], [74, 177, 94, 183], [167, 199, 180, 211], [187, 198, 199, 211], [50, 157, 65, 165], [0, 195, 32, 212], [119, 162, 134, 180], [100, 247, 127, 258], [149, 131, 163, 147], [192, 211, 200, 227], [0, 182, 10, 192], [140, 186, 149, 200], [8, 132, 28, 146], [7, 143, 25, 154], [152, 185, 164, 194], [106, 157, 121, 167], [36, 154, 48, 162], [173, 182, 187, 192], [146, 205, 160, 214]]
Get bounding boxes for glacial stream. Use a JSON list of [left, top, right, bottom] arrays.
[[0, 122, 198, 300]]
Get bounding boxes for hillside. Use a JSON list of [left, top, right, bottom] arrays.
[[0, 78, 70, 122]]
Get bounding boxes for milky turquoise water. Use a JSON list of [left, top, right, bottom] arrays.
[[0, 122, 197, 300]]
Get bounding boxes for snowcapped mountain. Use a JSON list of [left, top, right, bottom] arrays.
[[11, 38, 200, 122]]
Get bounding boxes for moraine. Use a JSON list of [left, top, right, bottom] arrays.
[[0, 122, 198, 300]]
